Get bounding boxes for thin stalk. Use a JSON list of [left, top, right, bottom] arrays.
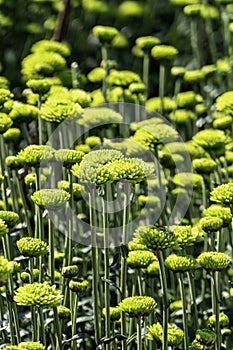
[[190, 18, 201, 68], [157, 249, 168, 350], [178, 273, 189, 350], [101, 44, 108, 100], [137, 316, 142, 350], [137, 269, 143, 296], [71, 292, 79, 350], [21, 123, 30, 145], [38, 307, 46, 345], [31, 305, 37, 342], [0, 293, 8, 343], [48, 216, 55, 285], [89, 188, 101, 345], [7, 278, 21, 344], [159, 64, 165, 115], [187, 271, 198, 331], [143, 53, 150, 98], [53, 306, 62, 350], [212, 272, 220, 350]]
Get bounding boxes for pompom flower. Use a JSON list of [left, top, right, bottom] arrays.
[[57, 305, 71, 319], [93, 25, 119, 44], [17, 145, 54, 167], [147, 322, 184, 346], [192, 129, 226, 150], [183, 70, 205, 83], [142, 259, 160, 276], [3, 128, 21, 143], [14, 282, 63, 307], [5, 156, 23, 170], [202, 204, 232, 227], [26, 77, 61, 95], [135, 36, 161, 51], [146, 97, 176, 113], [169, 109, 196, 125], [0, 219, 9, 237], [68, 280, 88, 295], [173, 172, 203, 191], [62, 265, 79, 279], [31, 189, 70, 210], [102, 306, 121, 321], [0, 256, 14, 285], [31, 40, 70, 57], [85, 136, 101, 148], [118, 296, 156, 317], [17, 237, 48, 258], [40, 99, 81, 123], [151, 45, 178, 62], [210, 183, 233, 204], [9, 101, 39, 124], [197, 252, 231, 271], [77, 107, 123, 127], [87, 67, 106, 83], [216, 91, 233, 116], [165, 253, 196, 272], [127, 250, 156, 269], [54, 149, 84, 168], [106, 69, 141, 87], [199, 217, 223, 232], [0, 211, 19, 228], [0, 113, 12, 134], [192, 158, 217, 174], [135, 225, 180, 250], [176, 90, 197, 108], [208, 312, 229, 328]]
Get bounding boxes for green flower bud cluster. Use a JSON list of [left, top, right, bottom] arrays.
[[0, 219, 9, 237], [0, 88, 14, 112], [72, 149, 123, 184], [118, 296, 156, 317], [117, 1, 148, 19], [216, 91, 233, 115], [199, 216, 223, 232], [192, 158, 217, 174], [24, 173, 47, 188], [127, 250, 156, 268], [0, 211, 19, 228], [202, 204, 232, 227], [102, 306, 121, 321], [135, 225, 180, 250], [184, 4, 219, 19], [5, 156, 23, 170], [165, 253, 196, 272], [195, 329, 217, 346], [146, 96, 176, 113], [17, 145, 54, 167], [85, 136, 101, 148], [170, 0, 200, 7], [106, 69, 142, 87], [87, 67, 106, 83], [208, 312, 229, 328], [169, 300, 182, 311], [210, 183, 233, 204], [93, 25, 119, 44], [3, 128, 21, 143], [216, 58, 231, 74], [62, 265, 79, 279], [4, 342, 45, 349], [176, 90, 199, 108], [183, 69, 205, 83], [55, 149, 84, 168], [185, 141, 208, 160], [193, 129, 226, 150], [14, 282, 63, 307], [26, 78, 61, 95], [31, 40, 71, 58], [0, 76, 10, 88], [77, 107, 123, 127], [128, 238, 147, 251], [58, 180, 84, 200], [135, 36, 161, 51], [57, 305, 71, 319], [21, 269, 40, 283], [82, 0, 110, 15], [75, 144, 91, 154], [68, 280, 88, 294], [0, 256, 14, 285], [142, 259, 160, 276], [96, 158, 153, 185], [40, 98, 81, 124], [169, 109, 196, 124], [197, 252, 231, 271], [151, 45, 178, 62], [173, 172, 203, 191], [147, 322, 184, 346], [31, 189, 70, 209], [138, 195, 160, 207], [213, 115, 233, 130], [17, 237, 48, 258], [0, 113, 12, 134]]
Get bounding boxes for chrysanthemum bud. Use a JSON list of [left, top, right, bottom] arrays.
[[199, 217, 223, 232], [3, 128, 21, 143], [61, 265, 79, 279], [127, 250, 156, 269], [119, 296, 156, 317], [192, 158, 217, 174], [147, 322, 184, 346], [31, 40, 70, 57], [0, 219, 9, 238], [77, 107, 123, 127], [93, 25, 119, 44], [135, 225, 180, 250], [0, 256, 14, 285], [57, 305, 71, 319], [68, 280, 88, 294], [5, 156, 23, 169], [208, 312, 229, 328], [193, 129, 226, 150], [17, 145, 54, 167], [55, 149, 84, 168], [31, 189, 70, 210], [210, 183, 233, 204], [151, 45, 178, 63], [202, 204, 232, 227], [106, 69, 141, 87], [197, 252, 231, 271], [102, 306, 121, 321], [165, 253, 196, 272], [0, 211, 19, 228], [0, 113, 12, 134], [17, 237, 48, 258], [136, 36, 161, 51]]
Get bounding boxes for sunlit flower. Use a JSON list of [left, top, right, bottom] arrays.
[[17, 145, 54, 167], [151, 45, 178, 62], [77, 107, 123, 127], [147, 322, 184, 346], [31, 189, 70, 210], [102, 306, 121, 321], [199, 217, 223, 232], [210, 183, 233, 204], [31, 40, 70, 57], [197, 252, 231, 271], [208, 312, 229, 328], [127, 250, 156, 269], [0, 113, 12, 134], [87, 67, 106, 83], [202, 204, 232, 227], [135, 225, 179, 250], [146, 96, 176, 113], [3, 128, 21, 143], [192, 129, 226, 150], [192, 158, 217, 174], [62, 265, 79, 279], [0, 256, 14, 285], [136, 36, 161, 51], [0, 211, 19, 228], [68, 280, 88, 295], [165, 253, 196, 272], [26, 78, 61, 95], [93, 25, 119, 44], [17, 237, 48, 258], [169, 109, 196, 124], [171, 225, 199, 247], [119, 296, 156, 317]]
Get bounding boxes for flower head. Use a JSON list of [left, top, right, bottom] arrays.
[[183, 69, 205, 83], [117, 1, 147, 19], [199, 217, 223, 232], [0, 219, 9, 237], [57, 305, 71, 319], [151, 45, 178, 63], [165, 253, 196, 272], [169, 109, 196, 125], [0, 113, 12, 134], [102, 306, 121, 321], [171, 225, 199, 247], [31, 189, 70, 210], [202, 204, 232, 227], [176, 91, 198, 108], [55, 149, 84, 168], [146, 97, 176, 113], [147, 322, 184, 346], [87, 67, 106, 83], [5, 156, 23, 170], [195, 329, 217, 346], [210, 183, 233, 204], [18, 342, 45, 349], [197, 252, 231, 271], [216, 91, 233, 115], [62, 265, 79, 279], [17, 237, 48, 258], [77, 107, 123, 127], [26, 78, 61, 95], [0, 256, 14, 285], [3, 128, 21, 143], [17, 145, 54, 167], [213, 115, 232, 130], [142, 259, 160, 276], [192, 158, 217, 174], [208, 313, 229, 328], [85, 136, 101, 148], [185, 141, 207, 160], [93, 25, 119, 45], [68, 280, 88, 295], [0, 211, 19, 229], [127, 250, 156, 269], [118, 296, 156, 317], [14, 282, 63, 307], [0, 88, 14, 112], [31, 40, 70, 57], [135, 225, 179, 250], [193, 129, 226, 150], [136, 36, 161, 51], [106, 69, 141, 87], [40, 99, 81, 124], [173, 172, 203, 191]]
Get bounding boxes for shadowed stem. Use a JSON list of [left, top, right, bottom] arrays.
[[48, 216, 55, 285], [178, 273, 189, 350], [190, 18, 201, 68], [157, 249, 168, 350], [159, 64, 165, 115], [137, 316, 142, 350], [187, 271, 198, 332], [143, 53, 150, 98], [211, 271, 220, 350], [71, 292, 79, 350]]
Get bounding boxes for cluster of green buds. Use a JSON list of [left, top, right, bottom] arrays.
[[165, 253, 196, 272], [77, 107, 123, 127], [172, 172, 203, 191], [54, 149, 84, 168], [0, 256, 14, 285], [169, 109, 196, 125], [216, 91, 233, 116], [197, 252, 231, 271], [151, 45, 178, 63], [202, 204, 232, 227], [0, 88, 14, 113], [126, 250, 156, 269], [171, 225, 200, 247], [118, 296, 156, 317], [210, 183, 233, 204], [0, 211, 19, 228], [57, 305, 71, 320], [21, 269, 40, 283], [3, 127, 21, 143], [68, 280, 88, 295], [208, 312, 229, 329], [31, 189, 70, 210], [17, 237, 48, 258], [0, 219, 9, 238], [17, 145, 54, 167], [192, 129, 226, 151], [0, 113, 12, 134], [58, 180, 84, 200], [106, 69, 141, 87], [199, 217, 223, 233], [142, 259, 160, 276], [4, 342, 45, 349], [146, 96, 176, 113], [192, 329, 217, 349], [93, 25, 119, 45], [61, 265, 79, 279], [134, 225, 180, 250], [102, 306, 121, 321], [9, 102, 39, 124], [147, 322, 184, 346], [14, 282, 63, 307], [192, 158, 217, 175]]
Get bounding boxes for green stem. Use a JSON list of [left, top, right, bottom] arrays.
[[190, 18, 201, 68], [101, 44, 108, 101], [53, 307, 62, 350], [31, 306, 37, 342], [178, 273, 189, 350], [137, 316, 142, 350], [143, 53, 150, 98], [187, 271, 198, 332], [38, 307, 46, 345], [48, 216, 55, 285], [71, 292, 78, 350], [159, 64, 165, 115], [157, 249, 168, 350], [212, 272, 220, 350]]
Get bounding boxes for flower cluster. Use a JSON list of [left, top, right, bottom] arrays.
[[147, 322, 184, 346], [165, 253, 196, 272], [31, 189, 70, 210], [0, 256, 14, 285], [197, 252, 231, 271], [0, 219, 9, 237], [202, 204, 232, 227], [135, 225, 180, 250], [4, 342, 45, 349], [0, 211, 19, 228], [210, 183, 233, 204], [17, 145, 54, 167], [118, 296, 156, 317], [126, 250, 156, 269], [17, 237, 48, 258]]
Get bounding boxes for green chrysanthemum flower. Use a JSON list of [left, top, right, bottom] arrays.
[[165, 253, 196, 272], [17, 237, 48, 258], [62, 265, 79, 279], [87, 67, 106, 83], [171, 66, 186, 77], [176, 91, 198, 108], [192, 158, 217, 174], [210, 183, 233, 204], [183, 69, 205, 83], [135, 225, 180, 250], [216, 57, 231, 74], [106, 69, 141, 87], [213, 115, 232, 130], [184, 4, 219, 19], [173, 172, 203, 191], [208, 313, 229, 328], [0, 113, 12, 134], [93, 25, 119, 44], [14, 282, 63, 307], [127, 250, 156, 269], [21, 269, 39, 283], [9, 101, 39, 124], [18, 342, 45, 350], [85, 136, 101, 148], [72, 149, 123, 184], [82, 0, 110, 14], [40, 99, 81, 123], [197, 252, 231, 271], [195, 329, 217, 346], [96, 158, 153, 185], [201, 64, 217, 77], [0, 211, 19, 228], [70, 89, 92, 108], [102, 306, 121, 321], [202, 204, 232, 227], [111, 32, 129, 48], [5, 156, 23, 170], [169, 300, 182, 311], [185, 141, 208, 160], [0, 256, 14, 285], [146, 96, 176, 113], [31, 189, 70, 210], [24, 172, 47, 188], [135, 36, 161, 51], [55, 149, 84, 168], [68, 280, 88, 294], [147, 322, 184, 346], [169, 109, 196, 124], [17, 145, 54, 167], [0, 88, 14, 109], [117, 1, 148, 18], [0, 76, 10, 88], [26, 77, 61, 95], [75, 144, 91, 154], [128, 238, 147, 251], [151, 45, 178, 62], [199, 216, 223, 232], [119, 296, 156, 317], [138, 195, 160, 208], [193, 129, 226, 150], [57, 180, 83, 200], [77, 107, 123, 127], [142, 259, 160, 276], [57, 305, 71, 319], [171, 225, 199, 247], [216, 91, 233, 115], [3, 128, 21, 143], [31, 40, 70, 57], [0, 219, 9, 238], [129, 82, 146, 94]]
